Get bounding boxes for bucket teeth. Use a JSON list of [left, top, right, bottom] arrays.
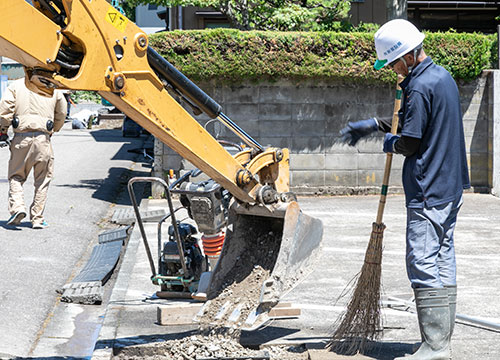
[[214, 301, 231, 320], [227, 304, 243, 323], [193, 300, 268, 330]]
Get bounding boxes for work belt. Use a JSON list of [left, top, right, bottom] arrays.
[[14, 131, 48, 137]]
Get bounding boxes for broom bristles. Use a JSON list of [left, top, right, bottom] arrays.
[[328, 222, 385, 354]]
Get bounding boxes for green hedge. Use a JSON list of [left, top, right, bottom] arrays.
[[149, 29, 497, 84]]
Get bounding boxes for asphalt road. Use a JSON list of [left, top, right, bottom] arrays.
[[0, 122, 149, 358]]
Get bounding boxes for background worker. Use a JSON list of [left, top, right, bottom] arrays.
[[0, 77, 67, 229], [340, 19, 470, 359]]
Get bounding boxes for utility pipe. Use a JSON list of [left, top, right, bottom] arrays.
[[386, 296, 500, 332]]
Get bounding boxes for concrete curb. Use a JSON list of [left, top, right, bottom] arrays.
[[91, 222, 142, 360]]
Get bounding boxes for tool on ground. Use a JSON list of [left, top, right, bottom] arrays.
[[328, 75, 404, 354], [385, 296, 500, 332], [1, 0, 324, 322]]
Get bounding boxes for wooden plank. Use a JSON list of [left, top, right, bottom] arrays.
[[268, 306, 301, 317], [157, 304, 203, 325], [273, 302, 292, 308]]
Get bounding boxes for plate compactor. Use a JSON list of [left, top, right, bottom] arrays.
[[127, 171, 323, 317]]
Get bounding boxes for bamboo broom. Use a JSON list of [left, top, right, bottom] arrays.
[[328, 75, 404, 354]]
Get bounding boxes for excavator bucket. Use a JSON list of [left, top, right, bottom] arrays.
[[197, 201, 323, 329]]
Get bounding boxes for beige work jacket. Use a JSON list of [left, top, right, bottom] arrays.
[[0, 78, 67, 134]]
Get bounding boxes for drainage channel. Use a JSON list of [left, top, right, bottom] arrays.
[[29, 226, 131, 358]]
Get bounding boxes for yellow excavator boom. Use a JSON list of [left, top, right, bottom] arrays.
[[0, 0, 289, 205], [1, 0, 323, 325]]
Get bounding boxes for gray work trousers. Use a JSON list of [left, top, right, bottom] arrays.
[[406, 195, 463, 288]]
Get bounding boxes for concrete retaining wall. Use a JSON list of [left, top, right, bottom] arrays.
[[154, 71, 497, 196]]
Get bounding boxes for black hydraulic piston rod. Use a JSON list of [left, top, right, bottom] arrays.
[[147, 47, 263, 152], [147, 46, 222, 118], [217, 112, 263, 151]]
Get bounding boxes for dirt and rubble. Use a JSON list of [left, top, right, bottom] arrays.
[[200, 227, 282, 330], [113, 219, 310, 360], [201, 265, 270, 329], [114, 334, 308, 360]]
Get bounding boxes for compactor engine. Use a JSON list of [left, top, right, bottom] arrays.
[[160, 223, 206, 293]]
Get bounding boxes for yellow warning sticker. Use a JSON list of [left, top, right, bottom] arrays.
[[106, 7, 128, 32]]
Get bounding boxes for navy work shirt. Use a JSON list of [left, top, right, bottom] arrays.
[[399, 57, 470, 208]]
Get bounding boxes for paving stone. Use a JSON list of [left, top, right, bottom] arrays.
[[110, 207, 167, 225], [61, 281, 103, 305], [98, 226, 130, 244]]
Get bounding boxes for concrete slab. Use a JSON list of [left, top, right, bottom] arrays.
[[92, 194, 500, 359]]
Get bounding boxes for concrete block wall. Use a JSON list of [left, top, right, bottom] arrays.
[[488, 70, 500, 196], [459, 73, 490, 192], [153, 75, 494, 196]]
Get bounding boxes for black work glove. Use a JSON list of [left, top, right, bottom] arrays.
[[339, 118, 378, 146]]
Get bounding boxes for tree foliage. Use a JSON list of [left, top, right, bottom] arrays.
[[123, 0, 351, 31]]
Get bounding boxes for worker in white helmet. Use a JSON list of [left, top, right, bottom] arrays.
[[340, 19, 470, 359]]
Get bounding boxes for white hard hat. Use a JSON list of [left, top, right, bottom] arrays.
[[374, 19, 425, 70]]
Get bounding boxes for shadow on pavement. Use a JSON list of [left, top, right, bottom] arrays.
[[323, 340, 415, 359], [89, 130, 154, 164], [0, 221, 32, 230], [54, 130, 153, 206], [55, 166, 151, 206], [239, 326, 301, 347], [89, 129, 134, 143]]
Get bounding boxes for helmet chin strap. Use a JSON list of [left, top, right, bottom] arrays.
[[400, 48, 421, 74]]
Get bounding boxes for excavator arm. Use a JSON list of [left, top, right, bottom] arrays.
[[1, 0, 323, 319], [0, 0, 288, 206]]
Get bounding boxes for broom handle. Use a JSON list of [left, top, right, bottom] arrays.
[[375, 75, 404, 225]]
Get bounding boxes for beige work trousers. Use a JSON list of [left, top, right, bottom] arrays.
[[8, 133, 54, 225]]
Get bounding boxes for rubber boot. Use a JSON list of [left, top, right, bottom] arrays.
[[411, 285, 457, 354], [445, 285, 457, 337], [445, 285, 457, 358], [395, 288, 451, 360]]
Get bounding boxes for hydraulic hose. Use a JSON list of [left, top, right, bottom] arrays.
[[147, 46, 263, 151], [147, 46, 222, 119]]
